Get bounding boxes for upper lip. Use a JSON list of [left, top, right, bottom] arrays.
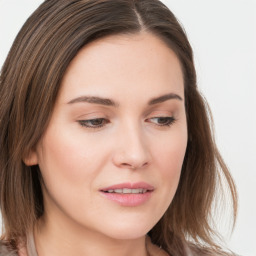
[[100, 182, 154, 191]]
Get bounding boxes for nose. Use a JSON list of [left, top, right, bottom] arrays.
[[112, 123, 151, 170]]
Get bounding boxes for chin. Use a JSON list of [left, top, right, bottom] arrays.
[[105, 230, 148, 241], [98, 218, 156, 241]]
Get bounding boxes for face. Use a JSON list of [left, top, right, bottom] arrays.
[[26, 32, 187, 240]]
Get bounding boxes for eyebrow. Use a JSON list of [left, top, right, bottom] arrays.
[[148, 93, 183, 105], [68, 96, 118, 107], [67, 93, 182, 106]]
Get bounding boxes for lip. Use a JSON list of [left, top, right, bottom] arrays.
[[99, 182, 154, 207], [100, 182, 154, 191]]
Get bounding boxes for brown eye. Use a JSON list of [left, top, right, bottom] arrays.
[[148, 117, 176, 127], [78, 118, 109, 128]]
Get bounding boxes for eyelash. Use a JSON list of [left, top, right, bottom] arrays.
[[78, 118, 109, 128], [78, 117, 176, 129], [147, 116, 176, 127]]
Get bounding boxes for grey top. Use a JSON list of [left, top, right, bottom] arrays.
[[0, 233, 37, 256], [0, 242, 17, 256], [0, 235, 237, 256], [0, 235, 170, 256]]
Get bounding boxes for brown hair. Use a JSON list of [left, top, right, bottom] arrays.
[[0, 0, 237, 255]]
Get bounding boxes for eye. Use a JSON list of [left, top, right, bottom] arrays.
[[78, 118, 109, 129], [147, 116, 176, 127]]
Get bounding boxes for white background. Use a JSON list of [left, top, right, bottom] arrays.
[[0, 0, 255, 255]]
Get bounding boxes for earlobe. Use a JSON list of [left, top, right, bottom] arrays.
[[23, 151, 39, 166]]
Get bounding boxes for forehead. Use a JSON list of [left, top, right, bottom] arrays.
[[59, 32, 184, 103]]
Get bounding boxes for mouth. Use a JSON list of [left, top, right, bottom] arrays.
[[100, 182, 154, 193], [101, 188, 150, 194], [99, 182, 154, 206]]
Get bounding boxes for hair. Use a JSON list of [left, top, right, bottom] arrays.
[[0, 0, 237, 255]]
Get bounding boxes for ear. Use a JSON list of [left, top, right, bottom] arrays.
[[23, 150, 39, 166]]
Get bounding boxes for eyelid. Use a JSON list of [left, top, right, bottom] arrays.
[[75, 110, 108, 119], [78, 118, 110, 129], [146, 116, 176, 127]]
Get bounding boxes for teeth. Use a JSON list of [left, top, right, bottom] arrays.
[[123, 188, 132, 193], [114, 189, 123, 193], [106, 188, 148, 194], [131, 189, 140, 194]]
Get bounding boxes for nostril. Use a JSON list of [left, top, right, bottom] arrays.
[[121, 163, 136, 170], [121, 162, 149, 170], [142, 162, 149, 167]]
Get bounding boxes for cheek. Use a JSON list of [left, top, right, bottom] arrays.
[[155, 126, 187, 174], [35, 127, 107, 217], [153, 128, 187, 199], [158, 145, 185, 192], [37, 126, 107, 184], [144, 129, 187, 225], [163, 142, 186, 176]]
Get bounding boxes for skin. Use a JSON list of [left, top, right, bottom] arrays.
[[25, 32, 187, 256]]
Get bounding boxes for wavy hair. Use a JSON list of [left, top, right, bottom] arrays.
[[0, 0, 237, 255]]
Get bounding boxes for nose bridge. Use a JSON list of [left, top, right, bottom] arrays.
[[112, 118, 150, 169]]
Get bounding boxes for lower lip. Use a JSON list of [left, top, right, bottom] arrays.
[[100, 191, 153, 206]]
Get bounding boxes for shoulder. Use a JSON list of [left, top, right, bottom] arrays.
[[146, 236, 169, 256], [146, 237, 240, 256], [0, 242, 18, 256], [187, 243, 240, 256]]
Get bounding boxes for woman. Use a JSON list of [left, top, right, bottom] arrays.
[[0, 0, 237, 255]]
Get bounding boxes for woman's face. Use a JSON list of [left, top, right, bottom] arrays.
[[27, 32, 187, 240]]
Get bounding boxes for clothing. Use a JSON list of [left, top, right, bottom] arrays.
[[146, 236, 170, 256], [0, 242, 17, 256], [0, 236, 169, 256], [0, 238, 239, 256]]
